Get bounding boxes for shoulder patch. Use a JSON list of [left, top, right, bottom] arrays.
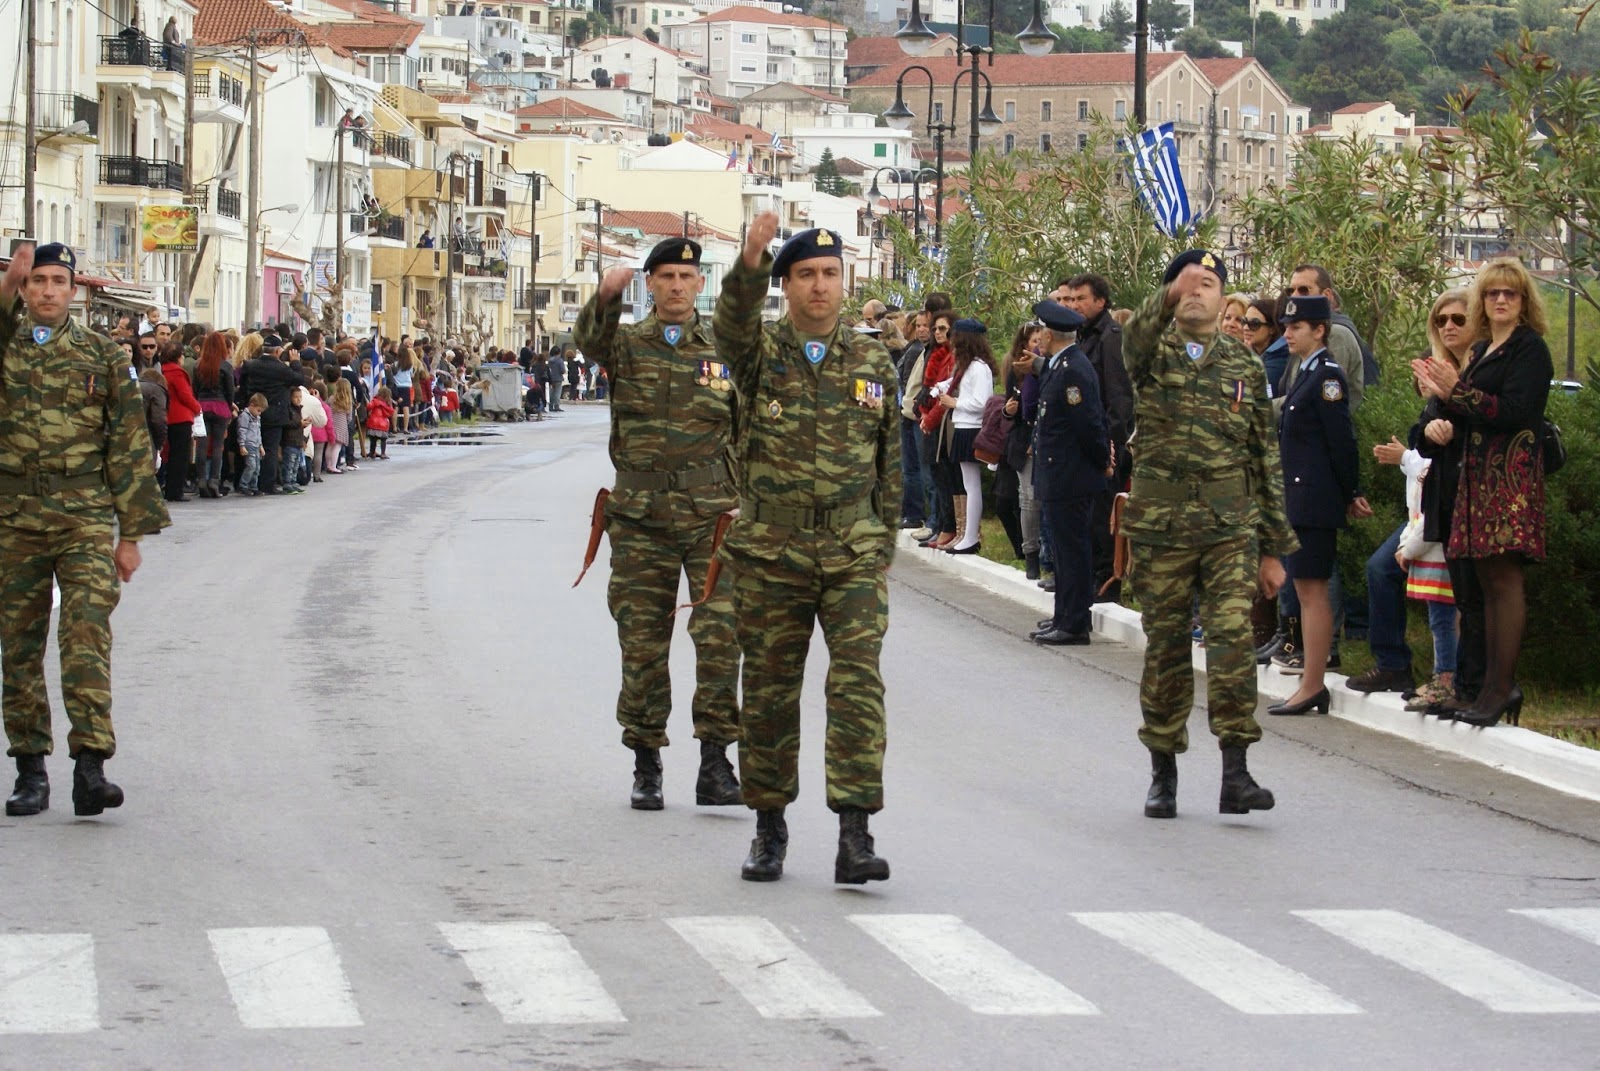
[[1066, 385, 1082, 405], [1321, 378, 1344, 402]]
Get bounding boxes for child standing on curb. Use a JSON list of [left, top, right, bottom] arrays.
[[365, 385, 395, 460], [237, 393, 266, 496]]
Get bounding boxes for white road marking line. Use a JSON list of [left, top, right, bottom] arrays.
[[1514, 908, 1600, 948], [849, 914, 1098, 1015], [667, 916, 881, 1020], [437, 922, 625, 1025], [0, 934, 98, 1034], [1073, 911, 1362, 1015], [207, 927, 363, 1029], [1297, 909, 1600, 1013]]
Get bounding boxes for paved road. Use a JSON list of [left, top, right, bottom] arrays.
[[4, 406, 1600, 1070]]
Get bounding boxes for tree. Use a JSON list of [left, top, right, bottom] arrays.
[[1172, 25, 1233, 57], [1431, 8, 1500, 72], [1149, 0, 1190, 48], [1100, 0, 1135, 48], [815, 148, 847, 196], [1384, 26, 1432, 81], [1053, 23, 1121, 52], [643, 26, 659, 43]]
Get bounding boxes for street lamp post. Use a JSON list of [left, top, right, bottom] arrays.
[[867, 166, 937, 257]]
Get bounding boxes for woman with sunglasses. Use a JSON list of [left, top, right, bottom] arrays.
[[1412, 259, 1552, 727]]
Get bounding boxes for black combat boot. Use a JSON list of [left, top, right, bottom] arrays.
[[6, 754, 49, 816], [695, 740, 741, 806], [834, 808, 890, 885], [1219, 745, 1275, 814], [71, 751, 123, 817], [630, 747, 663, 811], [1024, 552, 1041, 580], [1144, 750, 1177, 818], [741, 808, 788, 882]]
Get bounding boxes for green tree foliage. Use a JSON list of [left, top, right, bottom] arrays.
[[1432, 8, 1502, 71], [1150, 0, 1191, 47], [1100, 0, 1136, 47], [1053, 23, 1122, 52], [1172, 25, 1234, 57], [814, 148, 848, 196], [1384, 27, 1433, 81], [1292, 12, 1409, 113]]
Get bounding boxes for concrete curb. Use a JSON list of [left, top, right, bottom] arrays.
[[896, 531, 1600, 804]]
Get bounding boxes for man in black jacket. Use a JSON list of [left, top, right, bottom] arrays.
[[237, 334, 307, 495]]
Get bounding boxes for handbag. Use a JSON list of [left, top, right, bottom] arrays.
[[1542, 419, 1566, 475], [192, 411, 207, 438]]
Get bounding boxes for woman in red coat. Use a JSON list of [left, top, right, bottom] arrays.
[[1412, 257, 1552, 727], [159, 340, 201, 502], [916, 310, 958, 548]]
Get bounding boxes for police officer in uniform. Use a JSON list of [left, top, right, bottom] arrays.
[[0, 243, 169, 817], [1122, 250, 1296, 819], [713, 213, 899, 885], [1268, 295, 1369, 716], [574, 237, 742, 811], [1028, 299, 1111, 646]]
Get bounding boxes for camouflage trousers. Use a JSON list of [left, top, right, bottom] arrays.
[[0, 522, 120, 759], [1129, 535, 1262, 755], [729, 538, 888, 814], [606, 517, 740, 750]]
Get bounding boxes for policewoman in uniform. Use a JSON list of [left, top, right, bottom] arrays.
[[1027, 299, 1110, 646], [1268, 295, 1371, 716], [713, 213, 899, 885], [0, 243, 169, 818], [574, 237, 742, 811]]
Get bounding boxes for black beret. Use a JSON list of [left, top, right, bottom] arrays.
[[771, 227, 843, 279], [1162, 249, 1227, 288], [32, 243, 76, 273], [952, 317, 987, 334], [1279, 294, 1331, 324], [1032, 299, 1085, 333], [643, 238, 701, 274], [260, 333, 284, 349]]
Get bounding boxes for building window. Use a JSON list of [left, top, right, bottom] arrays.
[[874, 142, 886, 157], [1003, 133, 1015, 154], [1296, 115, 1303, 132], [535, 287, 551, 310], [740, 32, 756, 43], [561, 287, 580, 304], [1222, 108, 1230, 129], [651, 9, 658, 21], [1113, 99, 1126, 121], [371, 283, 385, 312], [1244, 142, 1253, 164], [1155, 100, 1163, 121], [1004, 100, 1015, 122], [1198, 106, 1206, 126], [1077, 99, 1088, 121], [1040, 100, 1051, 122], [1077, 132, 1087, 150], [933, 101, 944, 123], [1268, 146, 1276, 167], [1039, 132, 1052, 152], [630, 7, 638, 21], [1176, 102, 1183, 122], [1220, 142, 1229, 161]]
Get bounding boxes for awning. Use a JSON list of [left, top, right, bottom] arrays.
[[92, 284, 158, 310]]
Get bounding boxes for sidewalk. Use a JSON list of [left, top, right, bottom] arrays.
[[897, 532, 1600, 804]]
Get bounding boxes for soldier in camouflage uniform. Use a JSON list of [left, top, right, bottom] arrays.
[[0, 243, 170, 818], [714, 214, 899, 885], [1121, 249, 1297, 820], [574, 237, 742, 811]]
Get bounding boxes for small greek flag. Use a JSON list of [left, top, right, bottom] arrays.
[[769, 130, 783, 151], [1126, 123, 1194, 238]]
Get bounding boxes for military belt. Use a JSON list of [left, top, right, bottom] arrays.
[[613, 460, 729, 493], [1130, 474, 1247, 502], [0, 471, 104, 496], [745, 495, 877, 530]]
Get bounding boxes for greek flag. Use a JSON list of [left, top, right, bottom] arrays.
[[1126, 123, 1194, 238], [769, 130, 783, 151]]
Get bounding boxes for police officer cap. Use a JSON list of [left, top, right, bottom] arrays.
[[1279, 294, 1331, 323], [1031, 299, 1085, 333], [260, 332, 284, 350], [1162, 248, 1227, 288], [643, 238, 702, 274], [31, 242, 76, 273], [771, 227, 843, 279], [952, 317, 987, 334]]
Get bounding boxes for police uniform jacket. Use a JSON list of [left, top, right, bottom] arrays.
[[1032, 344, 1109, 502], [1277, 349, 1359, 530]]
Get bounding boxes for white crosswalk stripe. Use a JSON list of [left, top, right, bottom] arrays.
[[207, 927, 363, 1029], [668, 915, 881, 1019], [438, 921, 626, 1025], [1513, 908, 1600, 948], [850, 914, 1098, 1015], [0, 933, 98, 1034], [1296, 910, 1600, 1013], [1072, 911, 1362, 1015]]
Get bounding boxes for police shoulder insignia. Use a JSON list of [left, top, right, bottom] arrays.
[[1185, 341, 1205, 361], [803, 340, 826, 364], [31, 325, 51, 345], [1066, 385, 1083, 405], [1322, 378, 1345, 402]]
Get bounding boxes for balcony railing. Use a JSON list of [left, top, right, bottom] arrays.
[[489, 186, 506, 208], [450, 234, 484, 256], [349, 212, 371, 234], [373, 215, 405, 241], [514, 286, 532, 310], [100, 34, 185, 73], [192, 70, 245, 108], [35, 93, 99, 136], [347, 126, 373, 153], [99, 155, 184, 191], [217, 187, 241, 219], [370, 131, 413, 164]]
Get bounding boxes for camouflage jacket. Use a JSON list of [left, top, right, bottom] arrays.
[[574, 295, 737, 529], [0, 297, 169, 537], [1121, 287, 1296, 557], [713, 255, 900, 565]]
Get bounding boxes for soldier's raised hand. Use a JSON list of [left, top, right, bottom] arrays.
[[743, 212, 779, 269], [597, 266, 634, 305], [1, 242, 33, 305]]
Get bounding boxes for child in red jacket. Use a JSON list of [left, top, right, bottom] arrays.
[[365, 386, 395, 460]]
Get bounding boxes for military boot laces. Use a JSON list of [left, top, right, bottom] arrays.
[[71, 751, 123, 817], [6, 754, 49, 816], [695, 741, 741, 806], [1144, 750, 1178, 819], [741, 809, 788, 882], [834, 808, 890, 885], [630, 747, 664, 811], [1219, 745, 1275, 814]]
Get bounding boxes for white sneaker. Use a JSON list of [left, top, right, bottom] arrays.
[[908, 527, 933, 541]]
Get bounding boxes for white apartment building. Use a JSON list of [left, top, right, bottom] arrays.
[[612, 0, 698, 37], [666, 6, 846, 100], [1045, 0, 1195, 40], [577, 35, 713, 130], [788, 112, 914, 173], [1250, 0, 1342, 31]]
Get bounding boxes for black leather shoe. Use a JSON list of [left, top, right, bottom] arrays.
[[1219, 745, 1275, 813], [946, 543, 982, 555], [1033, 628, 1090, 646], [695, 740, 741, 806], [1144, 751, 1177, 818], [741, 809, 788, 881], [1038, 575, 1056, 592], [1265, 687, 1330, 716], [834, 807, 890, 884], [71, 751, 122, 816], [630, 747, 663, 810], [1036, 618, 1055, 631], [6, 754, 48, 816], [1346, 666, 1416, 694], [1025, 553, 1040, 580]]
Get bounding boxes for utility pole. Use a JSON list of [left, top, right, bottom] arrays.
[[1134, 0, 1149, 126], [682, 210, 689, 238], [244, 32, 262, 328], [335, 123, 346, 301], [22, 0, 36, 238], [445, 152, 456, 338], [527, 171, 540, 344], [181, 41, 195, 310], [580, 198, 605, 284]]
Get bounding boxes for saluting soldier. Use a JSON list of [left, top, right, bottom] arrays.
[[574, 236, 742, 811], [1122, 250, 1296, 820], [714, 213, 899, 885], [1, 243, 170, 818]]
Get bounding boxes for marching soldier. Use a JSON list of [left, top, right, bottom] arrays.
[[713, 213, 900, 885], [1, 242, 169, 818], [574, 237, 742, 811], [1122, 250, 1296, 819]]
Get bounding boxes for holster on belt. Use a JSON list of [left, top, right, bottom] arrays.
[[1098, 491, 1129, 597], [674, 509, 737, 617], [571, 487, 610, 588]]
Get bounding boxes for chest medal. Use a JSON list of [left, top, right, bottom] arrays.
[[698, 361, 731, 390], [663, 324, 682, 347], [32, 325, 52, 345], [1185, 341, 1205, 362], [803, 340, 826, 365], [767, 399, 783, 420], [853, 378, 884, 409]]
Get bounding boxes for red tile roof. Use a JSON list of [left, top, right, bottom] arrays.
[[1333, 101, 1389, 114], [324, 20, 421, 51], [1193, 58, 1252, 85], [516, 97, 626, 122], [688, 113, 774, 145], [194, 0, 347, 54], [689, 5, 839, 29], [314, 0, 416, 22], [848, 51, 1182, 89], [603, 209, 737, 241], [846, 33, 957, 69]]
